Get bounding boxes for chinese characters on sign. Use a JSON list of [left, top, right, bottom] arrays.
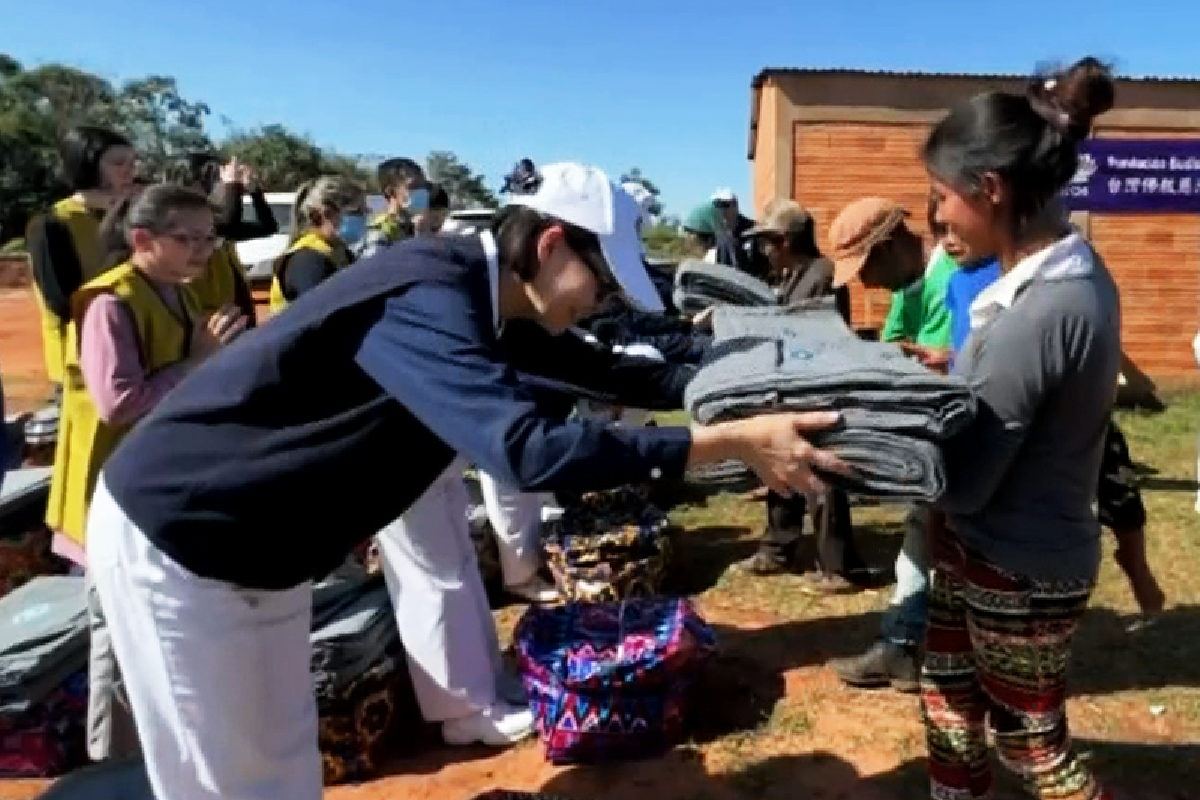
[[1062, 139, 1200, 213]]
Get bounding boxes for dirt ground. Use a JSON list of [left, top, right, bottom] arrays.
[[0, 289, 53, 413], [2, 284, 1199, 800]]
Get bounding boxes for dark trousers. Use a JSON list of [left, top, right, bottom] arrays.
[[760, 489, 861, 574]]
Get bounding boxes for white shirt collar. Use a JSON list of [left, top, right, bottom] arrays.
[[968, 231, 1095, 330], [480, 230, 502, 336], [924, 243, 946, 277]]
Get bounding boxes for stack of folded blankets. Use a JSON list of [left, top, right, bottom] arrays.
[[673, 260, 777, 315], [542, 486, 676, 603], [0, 467, 60, 601], [0, 576, 89, 777], [310, 573, 417, 785], [685, 306, 976, 502]]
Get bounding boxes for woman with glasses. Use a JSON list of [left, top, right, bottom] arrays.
[[46, 185, 248, 763]]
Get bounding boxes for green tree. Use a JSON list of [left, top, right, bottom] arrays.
[[642, 222, 688, 261], [426, 150, 498, 210], [221, 124, 326, 191], [0, 57, 68, 240], [322, 152, 377, 192], [117, 76, 213, 179]]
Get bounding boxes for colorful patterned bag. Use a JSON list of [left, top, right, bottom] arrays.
[[542, 487, 676, 603], [515, 598, 716, 764]]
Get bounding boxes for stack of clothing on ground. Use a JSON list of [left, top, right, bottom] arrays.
[[685, 305, 976, 502], [0, 575, 89, 777], [310, 572, 418, 785], [542, 486, 677, 602], [672, 260, 777, 315], [515, 597, 716, 764]]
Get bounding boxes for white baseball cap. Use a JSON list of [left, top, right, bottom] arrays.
[[710, 187, 737, 203], [505, 162, 664, 312]]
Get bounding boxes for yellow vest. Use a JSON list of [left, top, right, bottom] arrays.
[[368, 211, 407, 245], [189, 242, 250, 315], [46, 262, 197, 546], [29, 197, 105, 384], [267, 232, 348, 313]]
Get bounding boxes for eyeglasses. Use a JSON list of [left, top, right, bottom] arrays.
[[165, 232, 224, 252]]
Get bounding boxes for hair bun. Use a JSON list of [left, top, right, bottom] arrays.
[[1028, 56, 1115, 142]]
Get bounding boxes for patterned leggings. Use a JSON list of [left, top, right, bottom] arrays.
[[921, 537, 1110, 800]]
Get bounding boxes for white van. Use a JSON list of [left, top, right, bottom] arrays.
[[235, 192, 385, 284]]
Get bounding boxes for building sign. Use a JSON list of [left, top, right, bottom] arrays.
[[1063, 139, 1200, 213]]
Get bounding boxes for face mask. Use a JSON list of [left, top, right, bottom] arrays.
[[406, 187, 431, 212], [338, 214, 367, 244]]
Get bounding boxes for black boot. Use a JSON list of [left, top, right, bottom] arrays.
[[829, 640, 920, 693]]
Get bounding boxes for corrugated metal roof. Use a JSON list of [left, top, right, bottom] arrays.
[[751, 67, 1200, 87]]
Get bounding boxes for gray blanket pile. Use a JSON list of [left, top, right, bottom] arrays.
[[685, 306, 975, 501], [673, 260, 777, 314], [0, 576, 88, 716], [310, 573, 399, 695]]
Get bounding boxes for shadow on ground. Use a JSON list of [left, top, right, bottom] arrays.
[[536, 740, 1200, 800], [1072, 604, 1200, 695]]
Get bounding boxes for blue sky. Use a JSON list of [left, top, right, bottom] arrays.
[[5, 0, 1195, 215]]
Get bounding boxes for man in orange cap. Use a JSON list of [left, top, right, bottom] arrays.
[[830, 197, 954, 370], [826, 196, 954, 692]]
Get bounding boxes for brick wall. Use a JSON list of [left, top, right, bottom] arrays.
[[791, 120, 1200, 378], [792, 121, 931, 331]]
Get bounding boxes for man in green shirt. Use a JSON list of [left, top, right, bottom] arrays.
[[879, 244, 955, 352], [826, 196, 955, 692]]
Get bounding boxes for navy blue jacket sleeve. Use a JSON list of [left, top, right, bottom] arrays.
[[499, 322, 692, 411], [354, 284, 693, 493]]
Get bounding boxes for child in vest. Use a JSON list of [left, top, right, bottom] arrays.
[[46, 184, 249, 762], [358, 157, 428, 258], [268, 176, 365, 312]]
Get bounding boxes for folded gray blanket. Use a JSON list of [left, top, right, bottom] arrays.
[[811, 428, 946, 501], [684, 305, 975, 502], [673, 260, 777, 314], [687, 335, 975, 440], [684, 459, 760, 491], [685, 428, 945, 501], [712, 302, 842, 342]]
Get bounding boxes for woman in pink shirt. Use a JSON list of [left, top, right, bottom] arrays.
[[45, 184, 248, 762]]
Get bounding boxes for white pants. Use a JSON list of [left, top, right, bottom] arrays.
[[87, 478, 320, 800], [375, 460, 502, 722], [478, 471, 550, 587]]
